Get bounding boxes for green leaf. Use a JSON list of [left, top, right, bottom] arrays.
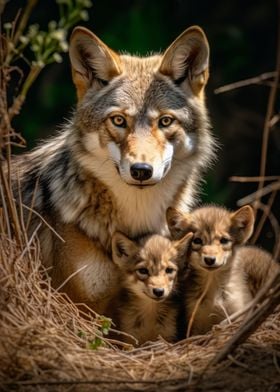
[[89, 337, 103, 350]]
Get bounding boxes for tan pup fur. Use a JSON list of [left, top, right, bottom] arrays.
[[167, 205, 279, 336], [111, 232, 192, 344]]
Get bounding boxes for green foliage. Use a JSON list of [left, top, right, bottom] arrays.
[[77, 316, 112, 350], [1, 0, 93, 128], [88, 337, 103, 350], [100, 316, 112, 336], [77, 330, 86, 338], [4, 0, 92, 68]]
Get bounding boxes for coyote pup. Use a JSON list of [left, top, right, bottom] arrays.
[[167, 205, 279, 336], [111, 231, 192, 344], [10, 25, 214, 313]]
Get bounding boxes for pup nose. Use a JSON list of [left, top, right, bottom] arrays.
[[153, 288, 164, 298], [204, 257, 216, 266], [130, 163, 153, 181]]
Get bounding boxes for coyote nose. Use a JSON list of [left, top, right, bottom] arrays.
[[204, 257, 216, 266], [153, 288, 164, 298], [130, 163, 153, 181]]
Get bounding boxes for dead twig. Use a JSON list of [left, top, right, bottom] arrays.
[[209, 270, 280, 366], [237, 180, 280, 206], [214, 71, 276, 94], [186, 275, 212, 338], [230, 175, 280, 183], [12, 0, 38, 49], [251, 192, 278, 244], [255, 4, 280, 206]]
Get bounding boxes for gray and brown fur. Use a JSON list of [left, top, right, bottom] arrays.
[[167, 205, 279, 335], [111, 232, 192, 344], [9, 26, 215, 313]]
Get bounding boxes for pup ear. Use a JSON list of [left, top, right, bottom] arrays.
[[69, 27, 122, 101], [174, 232, 193, 265], [166, 207, 193, 240], [230, 205, 255, 244], [111, 232, 139, 269], [159, 26, 209, 98]]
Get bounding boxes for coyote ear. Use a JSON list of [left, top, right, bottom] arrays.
[[111, 232, 139, 269], [174, 232, 193, 265], [159, 26, 209, 97], [166, 207, 193, 240], [69, 27, 122, 100], [230, 205, 255, 244]]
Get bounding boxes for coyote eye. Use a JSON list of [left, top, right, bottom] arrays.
[[193, 237, 203, 245], [165, 267, 175, 274], [111, 115, 127, 128], [137, 268, 149, 276], [158, 116, 174, 128], [220, 237, 230, 244]]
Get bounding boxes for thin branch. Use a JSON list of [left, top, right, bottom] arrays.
[[19, 202, 65, 243], [0, 0, 6, 15], [186, 275, 212, 338], [273, 238, 280, 260], [54, 264, 89, 292], [8, 64, 43, 121], [2, 377, 192, 387], [220, 298, 256, 326], [0, 172, 11, 238], [251, 192, 277, 244], [214, 71, 276, 94], [209, 270, 280, 366], [237, 181, 280, 206], [270, 113, 280, 127], [256, 4, 280, 205], [0, 165, 23, 246], [230, 176, 280, 183], [12, 0, 38, 48], [15, 222, 41, 263]]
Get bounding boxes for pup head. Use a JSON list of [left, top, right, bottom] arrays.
[[111, 232, 193, 301], [167, 205, 255, 271], [69, 26, 212, 188]]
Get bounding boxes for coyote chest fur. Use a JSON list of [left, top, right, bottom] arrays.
[[11, 26, 214, 312]]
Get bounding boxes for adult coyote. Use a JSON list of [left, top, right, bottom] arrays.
[[11, 25, 215, 313]]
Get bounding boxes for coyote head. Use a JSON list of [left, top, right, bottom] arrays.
[[69, 26, 211, 188], [111, 232, 192, 301], [167, 205, 255, 271]]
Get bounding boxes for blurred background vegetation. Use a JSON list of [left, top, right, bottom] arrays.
[[2, 0, 279, 250]]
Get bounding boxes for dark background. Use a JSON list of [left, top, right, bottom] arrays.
[[3, 0, 280, 250]]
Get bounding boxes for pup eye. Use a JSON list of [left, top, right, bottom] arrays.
[[193, 237, 203, 245], [158, 116, 174, 128], [111, 115, 127, 128], [165, 267, 175, 274], [220, 237, 230, 244], [137, 268, 149, 276]]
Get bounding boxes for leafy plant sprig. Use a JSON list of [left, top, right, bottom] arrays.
[[1, 0, 92, 125], [77, 317, 112, 350]]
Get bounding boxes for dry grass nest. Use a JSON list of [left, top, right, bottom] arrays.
[[0, 234, 280, 392]]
